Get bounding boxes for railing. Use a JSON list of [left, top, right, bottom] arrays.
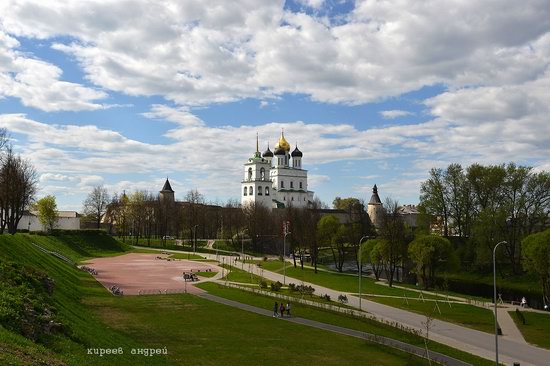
[[31, 243, 76, 267]]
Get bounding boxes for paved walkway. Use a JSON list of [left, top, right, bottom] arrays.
[[133, 246, 550, 365]]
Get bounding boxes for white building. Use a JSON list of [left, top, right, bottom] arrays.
[[18, 210, 81, 231], [241, 132, 314, 209]]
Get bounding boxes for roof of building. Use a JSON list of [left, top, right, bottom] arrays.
[[274, 130, 290, 152], [368, 184, 382, 205], [161, 178, 174, 192], [263, 144, 273, 157]]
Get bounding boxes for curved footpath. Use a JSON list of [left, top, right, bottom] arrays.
[[133, 246, 550, 366]]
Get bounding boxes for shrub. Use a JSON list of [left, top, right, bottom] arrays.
[[259, 281, 268, 289], [270, 281, 282, 291], [322, 294, 331, 302], [338, 294, 348, 304], [288, 283, 297, 292]]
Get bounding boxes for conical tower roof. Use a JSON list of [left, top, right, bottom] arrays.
[[161, 178, 174, 192], [368, 184, 381, 204]]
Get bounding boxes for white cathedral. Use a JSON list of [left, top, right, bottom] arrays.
[[241, 131, 314, 209]]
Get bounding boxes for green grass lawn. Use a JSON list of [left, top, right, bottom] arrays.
[[366, 297, 495, 333], [195, 271, 217, 278], [197, 282, 494, 366], [169, 253, 206, 260], [510, 310, 550, 349], [260, 260, 439, 299], [221, 263, 265, 284]]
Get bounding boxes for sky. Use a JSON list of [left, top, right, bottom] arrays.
[[1, 0, 550, 211]]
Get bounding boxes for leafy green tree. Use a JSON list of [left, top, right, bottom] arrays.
[[317, 215, 346, 272], [408, 235, 451, 289], [378, 198, 409, 286], [360, 238, 385, 281], [34, 195, 58, 232], [522, 229, 550, 306]]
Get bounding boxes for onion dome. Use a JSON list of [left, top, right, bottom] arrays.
[[263, 143, 273, 158], [274, 146, 286, 155], [274, 130, 290, 152], [291, 145, 302, 157]]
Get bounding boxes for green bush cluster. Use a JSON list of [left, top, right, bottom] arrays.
[[0, 260, 63, 342], [270, 281, 283, 291]]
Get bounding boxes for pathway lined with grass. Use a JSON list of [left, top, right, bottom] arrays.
[[133, 246, 550, 365]]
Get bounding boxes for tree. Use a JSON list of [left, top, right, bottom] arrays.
[[83, 186, 110, 229], [378, 198, 408, 286], [522, 229, 550, 306], [0, 147, 37, 234], [408, 235, 451, 289], [34, 195, 58, 232], [361, 238, 385, 281], [420, 168, 450, 236], [317, 215, 345, 271]]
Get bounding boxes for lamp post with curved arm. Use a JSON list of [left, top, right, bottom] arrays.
[[493, 240, 507, 366]]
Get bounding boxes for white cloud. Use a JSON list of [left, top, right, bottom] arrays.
[[1, 1, 548, 106], [0, 31, 108, 111], [380, 110, 413, 119]]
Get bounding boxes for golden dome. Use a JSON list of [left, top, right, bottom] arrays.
[[274, 131, 291, 152]]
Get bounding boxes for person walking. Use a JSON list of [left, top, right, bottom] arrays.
[[279, 302, 285, 318], [286, 302, 291, 317], [273, 301, 278, 317]]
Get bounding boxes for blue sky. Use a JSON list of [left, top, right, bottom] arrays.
[[1, 0, 550, 211]]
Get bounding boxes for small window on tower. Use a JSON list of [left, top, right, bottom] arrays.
[[243, 187, 247, 196], [283, 196, 286, 201], [290, 181, 294, 188], [258, 186, 262, 195], [260, 167, 265, 180], [281, 181, 284, 188], [248, 167, 252, 180], [291, 196, 294, 201], [265, 187, 270, 196], [249, 186, 253, 195], [299, 182, 303, 189]]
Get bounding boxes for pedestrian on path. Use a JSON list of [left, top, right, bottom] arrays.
[[273, 302, 278, 317], [521, 296, 527, 308], [286, 302, 291, 317], [280, 302, 285, 318]]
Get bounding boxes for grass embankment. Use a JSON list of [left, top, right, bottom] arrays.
[[0, 233, 432, 365], [511, 310, 550, 349], [197, 283, 494, 366], [27, 231, 130, 262]]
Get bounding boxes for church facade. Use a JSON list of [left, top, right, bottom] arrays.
[[241, 132, 314, 209]]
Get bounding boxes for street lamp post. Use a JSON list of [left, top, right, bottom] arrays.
[[493, 240, 507, 366], [193, 225, 198, 255], [283, 230, 291, 285], [358, 235, 374, 311]]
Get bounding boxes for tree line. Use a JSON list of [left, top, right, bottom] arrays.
[[420, 163, 550, 273]]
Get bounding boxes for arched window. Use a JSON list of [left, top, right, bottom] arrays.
[[258, 186, 263, 195], [290, 181, 294, 188], [248, 167, 252, 180], [283, 196, 286, 201], [265, 186, 270, 196], [280, 181, 284, 188], [299, 182, 303, 189], [243, 187, 247, 196], [249, 186, 253, 195], [291, 196, 294, 201], [260, 167, 265, 180]]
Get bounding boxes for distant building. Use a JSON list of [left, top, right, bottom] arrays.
[[241, 131, 314, 209], [18, 210, 81, 231]]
